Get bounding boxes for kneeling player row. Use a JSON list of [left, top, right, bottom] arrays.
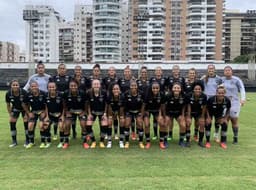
[[6, 79, 233, 150]]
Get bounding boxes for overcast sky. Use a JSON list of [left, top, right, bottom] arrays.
[[0, 0, 254, 51]]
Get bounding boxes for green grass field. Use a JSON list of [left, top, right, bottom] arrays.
[[0, 91, 256, 190]]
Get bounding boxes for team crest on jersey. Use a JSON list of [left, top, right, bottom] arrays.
[[20, 95, 24, 102], [99, 96, 103, 102], [179, 98, 184, 104], [65, 76, 69, 82], [77, 96, 81, 102], [39, 95, 43, 101], [56, 97, 61, 104]]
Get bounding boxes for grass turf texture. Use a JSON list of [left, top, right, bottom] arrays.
[[0, 91, 256, 190]]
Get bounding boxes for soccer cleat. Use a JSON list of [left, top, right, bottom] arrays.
[[194, 135, 199, 142], [119, 141, 124, 148], [25, 143, 34, 149], [106, 141, 112, 148], [83, 143, 90, 149], [159, 142, 166, 149], [214, 133, 220, 143], [45, 143, 51, 148], [145, 142, 151, 149], [9, 142, 17, 148], [62, 143, 69, 149], [99, 142, 105, 148], [198, 141, 205, 148], [24, 141, 29, 147], [57, 143, 63, 148], [185, 142, 191, 147], [40, 143, 46, 149], [90, 142, 97, 149], [167, 136, 172, 141], [152, 136, 157, 141], [220, 142, 227, 149], [131, 132, 136, 141], [139, 142, 145, 149], [205, 142, 211, 149], [114, 134, 119, 140], [233, 137, 238, 145], [53, 135, 58, 141], [124, 142, 129, 149], [179, 141, 186, 147]]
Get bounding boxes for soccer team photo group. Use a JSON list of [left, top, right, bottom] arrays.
[[5, 62, 246, 150]]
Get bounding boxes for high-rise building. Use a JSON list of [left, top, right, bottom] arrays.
[[225, 10, 256, 62], [59, 21, 74, 63], [121, 0, 130, 63], [74, 5, 93, 63], [0, 41, 19, 62], [93, 0, 121, 63], [129, 0, 225, 63], [24, 5, 63, 63]]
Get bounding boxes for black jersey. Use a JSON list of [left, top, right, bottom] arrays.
[[165, 76, 186, 92], [5, 88, 27, 111], [106, 94, 123, 113], [118, 78, 131, 93], [73, 75, 88, 91], [144, 92, 165, 113], [24, 91, 47, 112], [137, 79, 150, 94], [165, 93, 187, 115], [87, 90, 107, 114], [122, 91, 144, 113], [149, 77, 166, 92], [207, 96, 231, 119], [185, 79, 204, 94], [63, 90, 86, 112], [86, 76, 105, 89], [186, 92, 207, 116], [45, 92, 64, 115], [103, 76, 119, 92], [49, 75, 72, 93]]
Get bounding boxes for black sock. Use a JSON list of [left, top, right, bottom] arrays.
[[169, 131, 173, 138], [54, 123, 58, 135], [232, 127, 238, 138], [159, 131, 166, 142], [215, 122, 220, 133], [199, 131, 204, 143], [113, 119, 118, 134], [221, 123, 228, 143], [60, 131, 64, 143], [46, 128, 51, 143], [100, 126, 107, 142], [194, 128, 199, 136], [28, 130, 34, 143], [119, 127, 125, 142], [10, 122, 17, 143], [186, 130, 191, 142], [138, 128, 144, 142], [40, 131, 45, 143], [205, 124, 211, 142], [153, 121, 158, 137], [124, 128, 130, 142], [145, 133, 150, 142], [107, 128, 112, 141], [24, 122, 29, 143], [179, 132, 185, 143]]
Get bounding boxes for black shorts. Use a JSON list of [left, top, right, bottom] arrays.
[[11, 109, 25, 119]]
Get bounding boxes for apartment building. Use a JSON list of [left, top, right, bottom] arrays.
[[93, 0, 121, 63], [24, 5, 63, 62], [74, 5, 93, 63], [130, 0, 224, 63], [59, 21, 74, 63], [225, 10, 256, 62], [0, 41, 19, 62]]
